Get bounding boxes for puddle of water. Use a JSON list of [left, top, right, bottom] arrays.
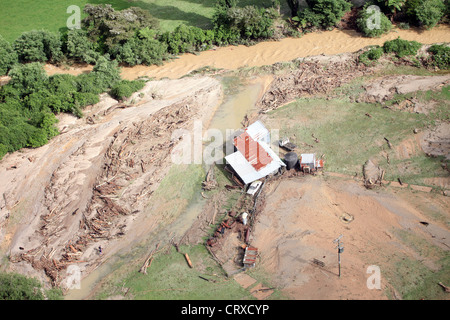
[[208, 80, 262, 134]]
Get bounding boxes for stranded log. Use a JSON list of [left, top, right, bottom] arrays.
[[185, 253, 193, 268]]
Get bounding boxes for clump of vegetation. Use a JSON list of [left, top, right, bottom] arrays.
[[356, 4, 392, 37], [358, 45, 384, 65], [296, 0, 353, 30], [383, 37, 422, 58], [0, 272, 63, 300], [117, 33, 169, 66], [160, 24, 215, 55], [0, 56, 142, 160], [82, 4, 160, 54], [212, 0, 278, 43], [428, 44, 450, 69], [405, 0, 446, 29], [63, 29, 99, 64], [110, 79, 146, 100], [13, 30, 63, 63], [0, 35, 18, 76]]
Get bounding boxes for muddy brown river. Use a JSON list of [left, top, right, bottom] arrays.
[[44, 25, 450, 81]]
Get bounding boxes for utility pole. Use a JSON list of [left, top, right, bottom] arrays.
[[333, 235, 344, 278]]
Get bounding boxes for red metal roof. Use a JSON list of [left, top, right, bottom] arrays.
[[234, 132, 273, 171]]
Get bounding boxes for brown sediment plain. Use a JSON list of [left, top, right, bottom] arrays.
[[0, 76, 222, 288]]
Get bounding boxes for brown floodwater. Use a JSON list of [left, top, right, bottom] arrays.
[[119, 25, 450, 80], [45, 25, 450, 81]]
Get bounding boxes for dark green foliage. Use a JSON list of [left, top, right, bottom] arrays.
[[371, 0, 406, 14], [160, 25, 215, 55], [0, 272, 63, 300], [414, 0, 446, 28], [0, 272, 44, 300], [110, 80, 146, 100], [13, 30, 63, 63], [91, 56, 121, 92], [0, 35, 18, 76], [7, 62, 48, 96], [428, 44, 450, 69], [82, 4, 159, 53], [297, 0, 353, 29], [64, 29, 99, 64], [356, 5, 392, 37], [358, 45, 384, 65], [213, 4, 277, 42], [0, 57, 125, 159], [383, 37, 422, 57], [227, 6, 277, 40]]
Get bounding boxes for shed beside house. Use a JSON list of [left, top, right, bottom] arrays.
[[300, 153, 324, 173]]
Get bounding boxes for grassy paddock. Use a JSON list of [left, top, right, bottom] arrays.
[[266, 84, 449, 186], [0, 0, 284, 42]]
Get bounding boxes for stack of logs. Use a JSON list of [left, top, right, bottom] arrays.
[[258, 59, 371, 113]]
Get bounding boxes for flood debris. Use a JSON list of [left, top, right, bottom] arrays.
[[202, 164, 218, 191], [139, 243, 161, 275], [279, 137, 297, 151], [258, 58, 370, 113], [363, 160, 385, 189]]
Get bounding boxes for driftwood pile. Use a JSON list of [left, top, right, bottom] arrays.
[[258, 59, 370, 113], [363, 160, 385, 189], [10, 99, 199, 287]]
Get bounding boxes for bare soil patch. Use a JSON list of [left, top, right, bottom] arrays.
[[250, 175, 449, 299], [359, 74, 450, 104]]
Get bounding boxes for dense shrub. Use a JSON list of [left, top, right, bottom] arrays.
[[358, 45, 384, 65], [116, 36, 169, 66], [90, 56, 121, 92], [297, 0, 352, 29], [110, 80, 146, 100], [428, 44, 450, 69], [7, 62, 48, 96], [0, 57, 132, 159], [226, 6, 277, 40], [13, 30, 63, 63], [414, 0, 446, 28], [160, 25, 215, 55], [0, 272, 63, 300], [356, 5, 392, 37], [82, 4, 159, 53], [383, 37, 422, 57], [212, 2, 277, 42], [64, 29, 99, 64], [0, 35, 18, 76]]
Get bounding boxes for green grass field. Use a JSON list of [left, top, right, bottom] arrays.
[[266, 80, 450, 187], [0, 0, 284, 42]]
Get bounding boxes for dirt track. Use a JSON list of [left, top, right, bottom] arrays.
[[0, 76, 222, 288]]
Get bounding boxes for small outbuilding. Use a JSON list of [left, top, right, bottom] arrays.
[[300, 153, 323, 173]]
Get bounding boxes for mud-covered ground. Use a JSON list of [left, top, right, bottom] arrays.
[[1, 40, 449, 299]]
